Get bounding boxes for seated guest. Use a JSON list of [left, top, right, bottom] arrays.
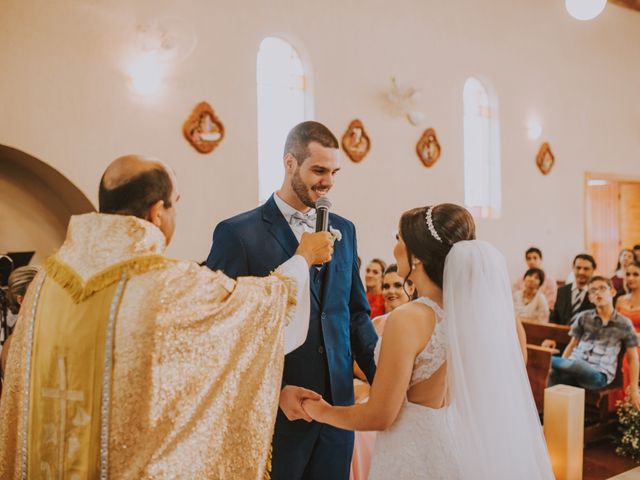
[[378, 264, 416, 325], [0, 265, 39, 389], [610, 261, 640, 408], [513, 247, 557, 309], [364, 258, 386, 318], [547, 276, 640, 411], [350, 264, 414, 480], [611, 248, 635, 295], [353, 264, 414, 398], [550, 254, 596, 325], [513, 267, 549, 324]]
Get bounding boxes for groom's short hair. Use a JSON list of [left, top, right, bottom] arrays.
[[284, 121, 339, 165]]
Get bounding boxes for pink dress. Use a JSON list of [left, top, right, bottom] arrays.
[[350, 315, 387, 480]]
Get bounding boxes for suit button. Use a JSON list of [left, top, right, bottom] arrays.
[[321, 313, 326, 319], [318, 346, 324, 354]]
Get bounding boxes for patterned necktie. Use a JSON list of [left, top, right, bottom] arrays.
[[290, 211, 316, 229], [571, 288, 584, 314]]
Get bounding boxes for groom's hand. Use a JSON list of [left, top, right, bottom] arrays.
[[296, 232, 334, 267], [279, 385, 322, 422]]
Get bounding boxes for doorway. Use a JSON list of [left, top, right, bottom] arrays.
[[585, 173, 640, 276]]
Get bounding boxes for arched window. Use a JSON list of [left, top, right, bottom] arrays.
[[463, 77, 501, 219], [257, 37, 312, 204]]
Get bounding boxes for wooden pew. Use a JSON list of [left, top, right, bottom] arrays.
[[522, 321, 626, 441], [583, 348, 626, 443], [522, 322, 571, 412], [526, 344, 559, 412], [522, 321, 571, 349]]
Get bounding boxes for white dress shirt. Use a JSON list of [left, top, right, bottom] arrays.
[[272, 193, 314, 353], [274, 193, 316, 242]]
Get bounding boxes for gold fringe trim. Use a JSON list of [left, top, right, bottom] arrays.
[[44, 254, 170, 303], [263, 444, 272, 480]]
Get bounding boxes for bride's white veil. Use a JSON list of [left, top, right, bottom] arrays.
[[443, 240, 554, 479]]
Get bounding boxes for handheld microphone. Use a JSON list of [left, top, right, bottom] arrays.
[[315, 197, 332, 232]]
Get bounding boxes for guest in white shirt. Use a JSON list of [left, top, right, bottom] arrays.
[[513, 247, 557, 309], [514, 267, 550, 324]]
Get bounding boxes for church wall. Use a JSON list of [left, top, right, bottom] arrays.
[[0, 164, 70, 265], [0, 0, 638, 280]]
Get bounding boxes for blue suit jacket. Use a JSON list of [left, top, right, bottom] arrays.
[[206, 196, 377, 420]]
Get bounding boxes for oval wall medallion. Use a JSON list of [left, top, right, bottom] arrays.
[[536, 142, 555, 175], [183, 101, 225, 154], [416, 128, 441, 167], [341, 119, 371, 163]]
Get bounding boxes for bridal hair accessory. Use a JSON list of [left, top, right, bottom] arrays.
[[425, 206, 442, 242]]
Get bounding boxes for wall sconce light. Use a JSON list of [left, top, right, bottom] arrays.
[[565, 0, 606, 20], [128, 52, 165, 96], [386, 77, 425, 126], [526, 119, 542, 140], [126, 17, 196, 97]]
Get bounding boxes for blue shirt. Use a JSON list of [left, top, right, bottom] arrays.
[[569, 309, 639, 383]]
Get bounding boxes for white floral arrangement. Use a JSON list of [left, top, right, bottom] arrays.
[[329, 227, 342, 242], [616, 398, 640, 463]]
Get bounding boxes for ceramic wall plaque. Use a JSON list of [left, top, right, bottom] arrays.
[[536, 142, 555, 175], [341, 119, 371, 163], [183, 101, 225, 154], [416, 128, 441, 167]]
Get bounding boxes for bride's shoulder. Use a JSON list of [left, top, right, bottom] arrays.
[[382, 301, 437, 352], [385, 301, 437, 331]]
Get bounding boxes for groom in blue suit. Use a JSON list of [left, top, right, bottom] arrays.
[[206, 121, 377, 479]]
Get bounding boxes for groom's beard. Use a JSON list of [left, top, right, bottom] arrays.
[[291, 168, 317, 210]]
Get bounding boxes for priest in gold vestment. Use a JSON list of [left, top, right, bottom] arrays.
[[0, 155, 333, 479]]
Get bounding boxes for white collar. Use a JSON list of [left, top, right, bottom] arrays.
[[273, 192, 315, 223]]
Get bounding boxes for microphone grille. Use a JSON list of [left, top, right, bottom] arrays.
[[315, 197, 332, 210]]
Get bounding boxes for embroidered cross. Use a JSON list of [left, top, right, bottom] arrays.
[[41, 356, 84, 479]]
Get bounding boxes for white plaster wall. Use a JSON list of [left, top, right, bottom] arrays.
[[0, 0, 638, 279]]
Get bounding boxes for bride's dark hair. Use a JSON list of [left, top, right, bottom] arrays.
[[399, 203, 476, 289]]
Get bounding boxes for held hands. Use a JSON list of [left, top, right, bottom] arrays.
[[301, 397, 331, 423], [296, 232, 334, 267], [279, 386, 322, 422]]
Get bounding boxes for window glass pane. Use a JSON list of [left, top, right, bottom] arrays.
[[257, 37, 310, 204], [463, 77, 501, 219]]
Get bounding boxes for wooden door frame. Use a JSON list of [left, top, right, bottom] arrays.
[[584, 172, 640, 266]]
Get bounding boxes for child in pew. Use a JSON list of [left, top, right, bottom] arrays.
[[547, 276, 640, 410]]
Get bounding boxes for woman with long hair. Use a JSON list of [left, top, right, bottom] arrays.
[[612, 249, 635, 294], [611, 261, 640, 408], [302, 204, 553, 479], [364, 258, 387, 318]]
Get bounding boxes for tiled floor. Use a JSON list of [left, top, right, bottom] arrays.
[[584, 439, 639, 480]]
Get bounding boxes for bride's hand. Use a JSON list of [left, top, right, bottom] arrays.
[[302, 397, 331, 422]]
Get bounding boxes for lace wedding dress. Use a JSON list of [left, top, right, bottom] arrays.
[[368, 241, 554, 480], [368, 297, 460, 479]]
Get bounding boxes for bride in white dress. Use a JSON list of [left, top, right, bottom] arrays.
[[302, 204, 554, 479]]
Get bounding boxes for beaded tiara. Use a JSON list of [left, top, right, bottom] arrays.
[[425, 206, 442, 242]]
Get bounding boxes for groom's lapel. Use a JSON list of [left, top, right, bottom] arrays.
[[262, 195, 299, 257], [262, 195, 322, 305], [320, 219, 337, 306]]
